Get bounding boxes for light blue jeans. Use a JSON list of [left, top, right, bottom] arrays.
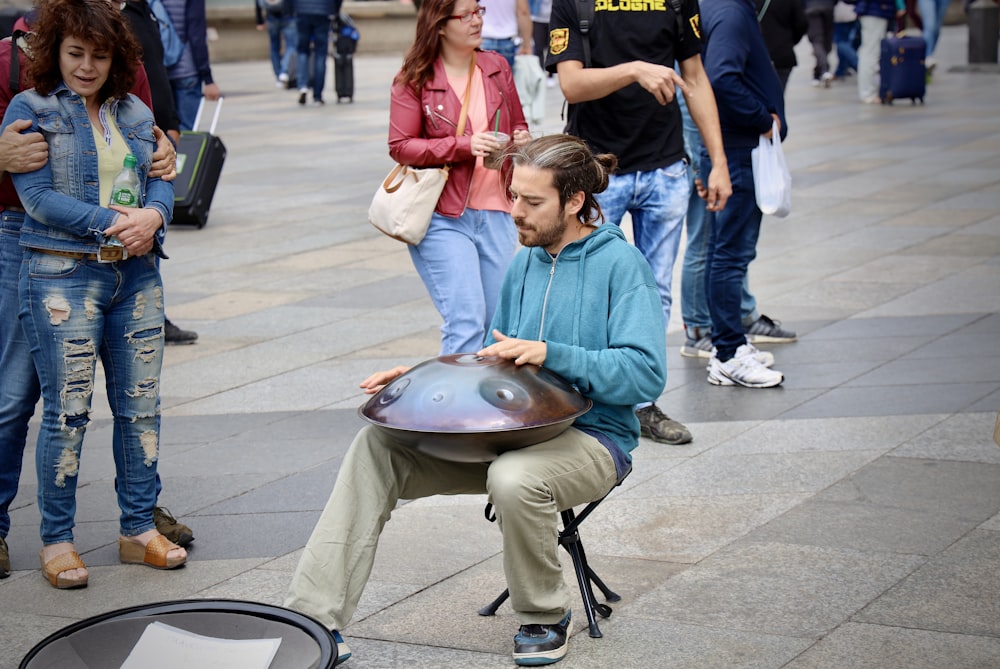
[[0, 211, 37, 539], [596, 161, 689, 327], [481, 37, 517, 68], [266, 13, 297, 79], [20, 251, 165, 544], [678, 97, 757, 341], [408, 208, 517, 355], [917, 0, 950, 58]]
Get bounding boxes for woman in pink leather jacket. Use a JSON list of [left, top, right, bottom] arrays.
[[389, 0, 529, 355]]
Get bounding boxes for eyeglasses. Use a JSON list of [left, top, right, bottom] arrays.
[[447, 6, 486, 23]]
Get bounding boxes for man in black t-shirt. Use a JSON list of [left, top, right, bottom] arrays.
[[546, 0, 731, 446]]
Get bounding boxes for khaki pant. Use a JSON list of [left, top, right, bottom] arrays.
[[284, 425, 618, 630]]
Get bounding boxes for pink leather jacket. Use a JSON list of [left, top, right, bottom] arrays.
[[388, 51, 529, 218]]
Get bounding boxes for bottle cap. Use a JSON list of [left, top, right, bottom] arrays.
[[124, 154, 137, 168]]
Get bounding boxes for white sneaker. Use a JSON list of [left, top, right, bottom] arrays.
[[278, 72, 290, 84], [708, 344, 784, 388], [821, 72, 834, 88]]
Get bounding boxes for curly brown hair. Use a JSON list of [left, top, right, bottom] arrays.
[[27, 0, 139, 100], [394, 0, 472, 91]]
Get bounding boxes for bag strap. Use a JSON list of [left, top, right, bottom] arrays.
[[454, 52, 476, 137], [9, 30, 28, 94]]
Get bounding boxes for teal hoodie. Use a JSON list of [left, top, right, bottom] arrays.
[[486, 224, 667, 459]]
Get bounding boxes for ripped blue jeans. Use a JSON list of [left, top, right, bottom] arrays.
[[20, 251, 164, 544]]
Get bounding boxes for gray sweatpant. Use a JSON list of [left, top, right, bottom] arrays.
[[284, 425, 618, 631]]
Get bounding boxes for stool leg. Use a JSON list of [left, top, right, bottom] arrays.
[[561, 509, 606, 638], [478, 588, 510, 616]]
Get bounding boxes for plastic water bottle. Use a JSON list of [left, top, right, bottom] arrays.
[[103, 154, 142, 261], [110, 153, 142, 208]]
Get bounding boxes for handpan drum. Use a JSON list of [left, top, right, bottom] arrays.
[[358, 354, 592, 463]]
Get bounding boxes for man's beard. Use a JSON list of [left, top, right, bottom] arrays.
[[514, 207, 567, 249]]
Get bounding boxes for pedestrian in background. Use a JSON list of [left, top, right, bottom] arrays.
[[256, 0, 297, 88], [388, 0, 529, 356], [804, 0, 836, 87], [699, 0, 788, 388], [833, 0, 859, 80], [294, 0, 340, 105], [547, 0, 732, 443], [756, 0, 809, 90], [855, 0, 906, 103], [163, 0, 223, 128]]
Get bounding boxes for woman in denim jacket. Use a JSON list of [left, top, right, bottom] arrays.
[[389, 0, 530, 356], [0, 0, 185, 589]]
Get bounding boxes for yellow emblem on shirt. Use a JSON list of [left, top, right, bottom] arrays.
[[689, 14, 701, 39], [550, 28, 569, 55]]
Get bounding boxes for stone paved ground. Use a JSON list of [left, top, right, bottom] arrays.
[[1, 25, 998, 669]]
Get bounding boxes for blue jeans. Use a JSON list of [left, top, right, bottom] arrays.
[[296, 14, 331, 101], [596, 161, 689, 327], [170, 75, 203, 131], [917, 0, 950, 58], [0, 212, 38, 539], [408, 208, 517, 355], [701, 147, 762, 362], [266, 13, 297, 79], [481, 38, 517, 68], [678, 101, 757, 340], [834, 21, 859, 76], [20, 251, 165, 544]]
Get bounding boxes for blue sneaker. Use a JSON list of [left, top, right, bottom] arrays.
[[332, 630, 352, 664], [512, 611, 571, 666]]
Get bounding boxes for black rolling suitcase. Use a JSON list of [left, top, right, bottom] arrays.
[[173, 98, 226, 228], [333, 13, 358, 102]]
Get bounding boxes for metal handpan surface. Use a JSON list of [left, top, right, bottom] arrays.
[[358, 354, 592, 462]]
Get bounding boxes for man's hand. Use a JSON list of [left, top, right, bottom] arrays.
[[149, 126, 177, 182], [478, 330, 547, 366], [763, 113, 782, 140], [512, 129, 532, 148], [105, 207, 164, 257], [631, 62, 689, 106], [0, 119, 48, 174], [704, 163, 732, 212], [204, 82, 222, 101], [359, 366, 411, 395]]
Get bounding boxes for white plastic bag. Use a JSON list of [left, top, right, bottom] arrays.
[[751, 120, 792, 218]]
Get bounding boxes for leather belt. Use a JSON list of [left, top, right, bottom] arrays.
[[2, 205, 25, 213], [30, 247, 100, 261]]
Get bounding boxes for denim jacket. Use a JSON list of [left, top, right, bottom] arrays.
[[1, 84, 172, 255]]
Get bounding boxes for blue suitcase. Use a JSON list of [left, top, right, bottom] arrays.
[[879, 33, 926, 105]]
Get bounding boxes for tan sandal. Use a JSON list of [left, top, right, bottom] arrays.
[[39, 549, 89, 589], [118, 535, 186, 570]]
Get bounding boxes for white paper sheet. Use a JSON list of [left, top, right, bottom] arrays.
[[120, 621, 281, 669]]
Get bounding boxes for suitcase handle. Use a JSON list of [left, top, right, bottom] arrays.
[[193, 97, 224, 135]]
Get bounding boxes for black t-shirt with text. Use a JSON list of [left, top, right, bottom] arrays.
[[546, 0, 703, 173]]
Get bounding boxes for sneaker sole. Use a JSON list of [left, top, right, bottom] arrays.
[[640, 426, 693, 445], [680, 345, 712, 359], [513, 646, 568, 666], [709, 369, 783, 388], [746, 333, 797, 344]]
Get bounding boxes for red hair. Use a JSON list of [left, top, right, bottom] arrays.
[[394, 0, 469, 92]]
